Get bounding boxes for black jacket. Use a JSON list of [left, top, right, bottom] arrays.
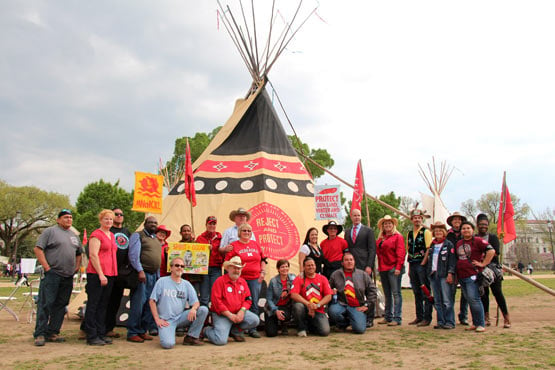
[[345, 225, 377, 271]]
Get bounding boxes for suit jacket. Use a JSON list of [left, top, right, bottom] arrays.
[[345, 224, 377, 271]]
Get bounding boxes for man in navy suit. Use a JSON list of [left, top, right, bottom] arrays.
[[344, 209, 377, 327]]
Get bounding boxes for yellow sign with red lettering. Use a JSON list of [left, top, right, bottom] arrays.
[[132, 171, 164, 214], [167, 242, 210, 274]]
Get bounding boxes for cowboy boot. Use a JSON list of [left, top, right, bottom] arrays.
[[484, 312, 491, 327], [503, 313, 511, 328]]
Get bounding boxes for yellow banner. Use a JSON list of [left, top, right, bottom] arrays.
[[167, 242, 210, 275], [132, 171, 163, 214]]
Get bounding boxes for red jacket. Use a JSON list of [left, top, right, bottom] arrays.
[[210, 274, 252, 315], [376, 233, 406, 272], [196, 231, 223, 267]]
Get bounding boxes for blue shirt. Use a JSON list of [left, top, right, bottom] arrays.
[[128, 230, 156, 273], [150, 276, 198, 321], [221, 225, 255, 249]]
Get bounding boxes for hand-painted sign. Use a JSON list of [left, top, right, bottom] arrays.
[[167, 242, 210, 275], [132, 171, 163, 214], [314, 185, 342, 220]]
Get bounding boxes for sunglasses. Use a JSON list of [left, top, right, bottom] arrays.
[[114, 213, 124, 216], [241, 230, 252, 233], [172, 264, 185, 268]]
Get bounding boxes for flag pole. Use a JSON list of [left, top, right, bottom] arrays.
[[496, 171, 507, 327]]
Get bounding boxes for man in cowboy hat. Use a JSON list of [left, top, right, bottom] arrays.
[[406, 209, 433, 327], [344, 209, 377, 327], [321, 221, 348, 279], [149, 257, 209, 348], [204, 256, 260, 345], [446, 211, 469, 325], [220, 208, 256, 255]]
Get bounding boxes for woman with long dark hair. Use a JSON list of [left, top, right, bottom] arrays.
[[298, 227, 324, 275]]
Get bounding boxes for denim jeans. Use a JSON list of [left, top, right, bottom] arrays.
[[328, 303, 367, 334], [380, 268, 403, 323], [292, 302, 330, 336], [127, 272, 157, 337], [204, 310, 259, 345], [429, 273, 455, 327], [158, 306, 209, 349], [246, 279, 261, 316], [34, 270, 74, 338], [408, 262, 433, 322], [459, 276, 485, 327], [199, 266, 222, 307], [84, 273, 115, 340]]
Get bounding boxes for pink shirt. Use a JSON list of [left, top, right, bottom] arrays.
[[86, 229, 118, 276]]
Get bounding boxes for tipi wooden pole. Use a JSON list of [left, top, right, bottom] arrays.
[[502, 264, 555, 297]]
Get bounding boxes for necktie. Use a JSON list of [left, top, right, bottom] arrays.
[[352, 225, 358, 242]]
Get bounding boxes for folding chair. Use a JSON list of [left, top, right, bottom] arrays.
[[20, 279, 40, 323], [0, 276, 28, 321]]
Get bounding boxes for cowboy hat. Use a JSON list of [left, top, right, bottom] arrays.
[[322, 220, 343, 236], [229, 208, 251, 222], [430, 221, 448, 233], [156, 225, 172, 238], [223, 256, 246, 269], [446, 212, 467, 227], [377, 215, 399, 230], [409, 209, 431, 219]]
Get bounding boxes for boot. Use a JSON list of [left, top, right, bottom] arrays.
[[484, 312, 491, 327], [503, 313, 511, 328]]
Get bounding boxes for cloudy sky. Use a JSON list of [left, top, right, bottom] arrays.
[[1, 1, 554, 217]]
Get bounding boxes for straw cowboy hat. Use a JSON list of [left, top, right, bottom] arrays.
[[409, 209, 431, 219], [446, 212, 467, 227], [377, 215, 399, 230], [223, 256, 246, 269], [430, 221, 448, 233], [229, 208, 251, 222], [322, 220, 343, 236]]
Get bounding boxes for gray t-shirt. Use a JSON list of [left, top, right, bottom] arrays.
[[36, 225, 82, 277], [150, 276, 198, 321]]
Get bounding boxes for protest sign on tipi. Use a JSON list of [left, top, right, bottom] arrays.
[[158, 1, 324, 276]]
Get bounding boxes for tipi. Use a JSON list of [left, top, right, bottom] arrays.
[[158, 1, 324, 276], [418, 157, 453, 225]]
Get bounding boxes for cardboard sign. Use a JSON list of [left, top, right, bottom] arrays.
[[132, 171, 164, 214], [314, 185, 342, 220], [167, 242, 210, 275]]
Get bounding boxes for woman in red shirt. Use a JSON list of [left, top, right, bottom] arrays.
[[225, 223, 266, 338], [156, 225, 172, 277], [85, 209, 118, 346], [376, 215, 405, 326]]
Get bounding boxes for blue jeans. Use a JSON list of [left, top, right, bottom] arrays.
[[408, 262, 433, 322], [380, 268, 402, 323], [292, 302, 330, 336], [246, 279, 261, 316], [459, 276, 485, 327], [328, 303, 367, 334], [204, 310, 260, 345], [34, 271, 73, 338], [127, 272, 157, 337], [158, 306, 209, 349], [429, 273, 455, 327], [199, 267, 222, 307]]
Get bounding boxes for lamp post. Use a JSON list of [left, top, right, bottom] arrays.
[[547, 220, 555, 271], [10, 210, 21, 264]]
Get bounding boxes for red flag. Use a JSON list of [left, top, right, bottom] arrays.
[[497, 172, 516, 243], [184, 138, 197, 207], [351, 160, 364, 212], [82, 228, 88, 246]]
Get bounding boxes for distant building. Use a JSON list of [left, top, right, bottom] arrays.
[[504, 220, 554, 270]]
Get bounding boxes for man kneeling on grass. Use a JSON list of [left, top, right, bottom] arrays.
[[149, 257, 208, 349], [204, 256, 260, 345]]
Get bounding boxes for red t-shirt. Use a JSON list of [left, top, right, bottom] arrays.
[[210, 274, 252, 315], [321, 237, 348, 263], [376, 233, 406, 272], [291, 274, 333, 314], [455, 236, 492, 279], [196, 231, 223, 267], [225, 240, 265, 280], [86, 229, 118, 277], [344, 271, 360, 307], [276, 278, 290, 306]]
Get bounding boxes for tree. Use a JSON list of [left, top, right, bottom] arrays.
[[460, 191, 530, 229], [162, 128, 335, 186], [0, 180, 71, 262], [73, 179, 145, 238]]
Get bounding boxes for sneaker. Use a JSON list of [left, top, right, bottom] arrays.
[[139, 333, 153, 341], [230, 333, 245, 342], [249, 330, 261, 339], [465, 326, 477, 331], [475, 326, 486, 333], [87, 337, 106, 346], [126, 335, 145, 343], [34, 336, 45, 347], [183, 336, 204, 346], [46, 334, 66, 342], [297, 330, 307, 337]]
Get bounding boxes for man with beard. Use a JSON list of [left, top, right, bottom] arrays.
[[127, 216, 161, 342]]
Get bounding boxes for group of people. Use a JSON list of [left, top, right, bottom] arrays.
[[31, 204, 510, 348]]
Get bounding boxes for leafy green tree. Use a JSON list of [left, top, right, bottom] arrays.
[[73, 179, 144, 237], [162, 128, 334, 185], [0, 180, 71, 262], [460, 191, 530, 230]]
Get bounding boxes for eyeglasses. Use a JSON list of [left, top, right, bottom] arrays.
[[172, 264, 185, 268], [241, 230, 252, 233], [115, 213, 124, 216]]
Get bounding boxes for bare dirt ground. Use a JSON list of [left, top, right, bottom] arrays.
[[1, 283, 554, 369]]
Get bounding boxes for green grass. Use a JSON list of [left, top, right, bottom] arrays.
[[501, 278, 555, 297]]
